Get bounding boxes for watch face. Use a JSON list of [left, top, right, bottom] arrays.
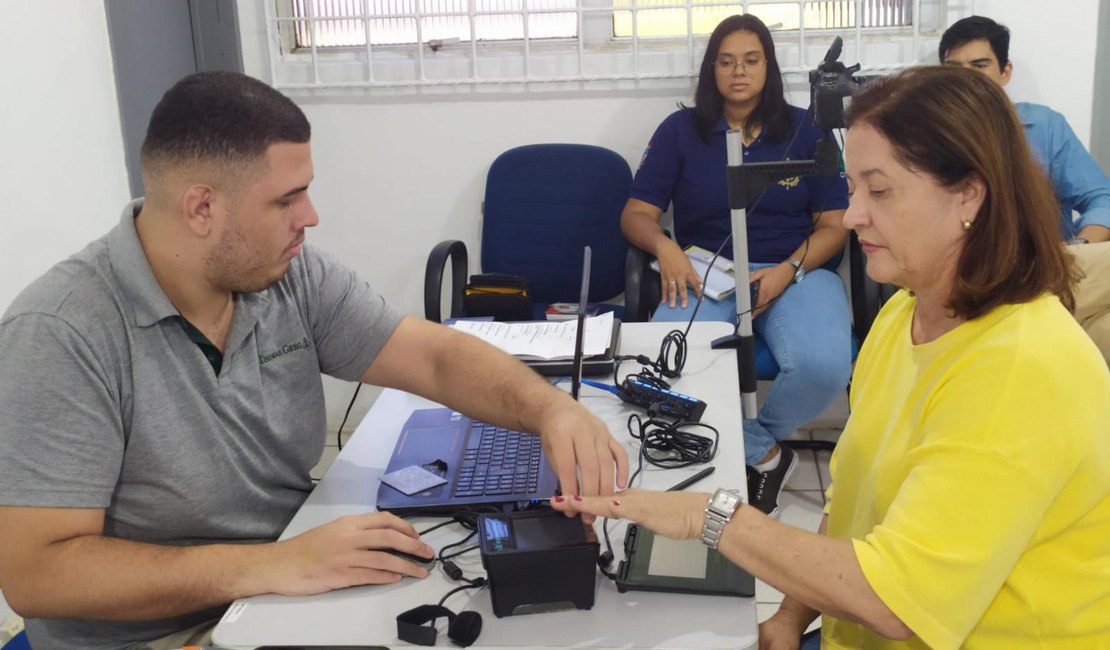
[[711, 489, 741, 514]]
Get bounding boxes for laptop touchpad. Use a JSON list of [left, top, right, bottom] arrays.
[[396, 426, 465, 460]]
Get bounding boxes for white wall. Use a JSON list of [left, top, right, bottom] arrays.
[[1094, 0, 1110, 168], [976, 0, 1101, 144], [0, 1, 128, 618], [1, 0, 130, 314]]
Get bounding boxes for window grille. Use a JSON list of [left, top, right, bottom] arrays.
[[266, 0, 947, 89], [291, 0, 579, 47], [614, 0, 914, 39]]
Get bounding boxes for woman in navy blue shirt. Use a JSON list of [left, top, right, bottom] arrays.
[[622, 14, 852, 517]]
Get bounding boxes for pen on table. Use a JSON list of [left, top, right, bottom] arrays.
[[667, 466, 715, 491], [529, 466, 715, 506]]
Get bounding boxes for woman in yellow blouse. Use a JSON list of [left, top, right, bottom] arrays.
[[552, 65, 1110, 650]]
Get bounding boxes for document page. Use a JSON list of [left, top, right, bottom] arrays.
[[449, 312, 614, 360]]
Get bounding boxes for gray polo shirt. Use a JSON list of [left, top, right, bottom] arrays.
[[0, 200, 404, 649]]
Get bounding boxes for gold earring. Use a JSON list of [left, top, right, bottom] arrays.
[[963, 220, 973, 231]]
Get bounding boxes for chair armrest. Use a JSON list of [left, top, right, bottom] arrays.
[[425, 240, 468, 323], [625, 244, 665, 322], [624, 229, 673, 323], [624, 245, 649, 322]]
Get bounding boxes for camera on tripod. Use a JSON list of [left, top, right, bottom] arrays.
[[809, 36, 867, 131]]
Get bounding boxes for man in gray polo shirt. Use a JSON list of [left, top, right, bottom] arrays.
[[0, 72, 629, 650]]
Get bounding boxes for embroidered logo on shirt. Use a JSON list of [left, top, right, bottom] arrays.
[[638, 142, 652, 170], [777, 176, 800, 189], [258, 337, 312, 365]]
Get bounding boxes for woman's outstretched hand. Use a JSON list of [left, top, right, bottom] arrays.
[[549, 488, 710, 541]]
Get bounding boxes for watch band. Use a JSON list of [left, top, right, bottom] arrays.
[[700, 488, 743, 549], [787, 258, 805, 283]]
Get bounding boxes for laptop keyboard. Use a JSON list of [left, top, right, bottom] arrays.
[[454, 422, 543, 497]]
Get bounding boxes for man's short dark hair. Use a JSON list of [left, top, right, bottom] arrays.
[[140, 71, 310, 173], [939, 16, 1010, 70]]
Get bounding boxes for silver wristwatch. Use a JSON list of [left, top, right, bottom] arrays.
[[787, 258, 806, 283], [700, 488, 743, 549]]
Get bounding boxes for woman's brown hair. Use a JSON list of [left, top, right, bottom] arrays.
[[845, 65, 1078, 318]]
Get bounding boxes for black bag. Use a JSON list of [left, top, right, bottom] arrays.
[[464, 273, 533, 321]]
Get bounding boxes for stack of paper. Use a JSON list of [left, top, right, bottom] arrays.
[[448, 312, 614, 360], [650, 245, 736, 301]]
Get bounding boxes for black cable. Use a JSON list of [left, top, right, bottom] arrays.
[[438, 531, 479, 563], [611, 331, 688, 389], [597, 519, 619, 580], [626, 413, 719, 471], [592, 415, 719, 583], [441, 543, 480, 562], [437, 580, 486, 607], [418, 519, 464, 536], [336, 383, 363, 450]]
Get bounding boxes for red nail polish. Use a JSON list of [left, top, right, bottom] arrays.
[[553, 496, 565, 503], [612, 499, 621, 507], [573, 495, 583, 501]]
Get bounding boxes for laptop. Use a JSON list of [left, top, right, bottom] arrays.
[[375, 247, 596, 516]]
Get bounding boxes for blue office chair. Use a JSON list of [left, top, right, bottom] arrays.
[[425, 144, 632, 323], [624, 232, 895, 450]]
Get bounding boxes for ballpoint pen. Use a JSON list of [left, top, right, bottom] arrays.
[[528, 465, 716, 507], [666, 466, 715, 491]]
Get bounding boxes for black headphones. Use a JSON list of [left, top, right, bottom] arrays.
[[397, 604, 483, 647]]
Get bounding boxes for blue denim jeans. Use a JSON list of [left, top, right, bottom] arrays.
[[800, 629, 822, 649], [653, 263, 852, 464]]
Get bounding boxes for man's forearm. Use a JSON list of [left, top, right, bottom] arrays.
[[1076, 223, 1110, 243], [425, 326, 568, 434], [9, 534, 276, 620], [441, 330, 568, 432], [362, 318, 570, 434]]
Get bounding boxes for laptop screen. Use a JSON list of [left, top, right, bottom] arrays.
[[570, 246, 591, 400]]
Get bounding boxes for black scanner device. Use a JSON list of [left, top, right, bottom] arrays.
[[477, 509, 599, 618]]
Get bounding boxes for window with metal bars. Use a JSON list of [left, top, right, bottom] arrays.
[[285, 0, 918, 49], [290, 0, 579, 47], [266, 0, 947, 90], [614, 1, 914, 39]]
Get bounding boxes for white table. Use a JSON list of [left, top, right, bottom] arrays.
[[214, 321, 757, 650]]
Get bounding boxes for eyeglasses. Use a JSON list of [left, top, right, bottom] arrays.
[[715, 55, 766, 73]]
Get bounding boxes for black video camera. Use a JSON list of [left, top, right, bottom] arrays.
[[809, 36, 865, 130]]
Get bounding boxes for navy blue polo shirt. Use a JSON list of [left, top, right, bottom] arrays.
[[630, 106, 848, 266]]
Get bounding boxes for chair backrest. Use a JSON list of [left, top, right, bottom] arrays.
[[481, 144, 632, 305]]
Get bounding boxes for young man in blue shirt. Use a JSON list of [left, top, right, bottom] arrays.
[[939, 15, 1110, 245]]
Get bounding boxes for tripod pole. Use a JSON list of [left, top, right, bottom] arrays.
[[710, 129, 759, 422]]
